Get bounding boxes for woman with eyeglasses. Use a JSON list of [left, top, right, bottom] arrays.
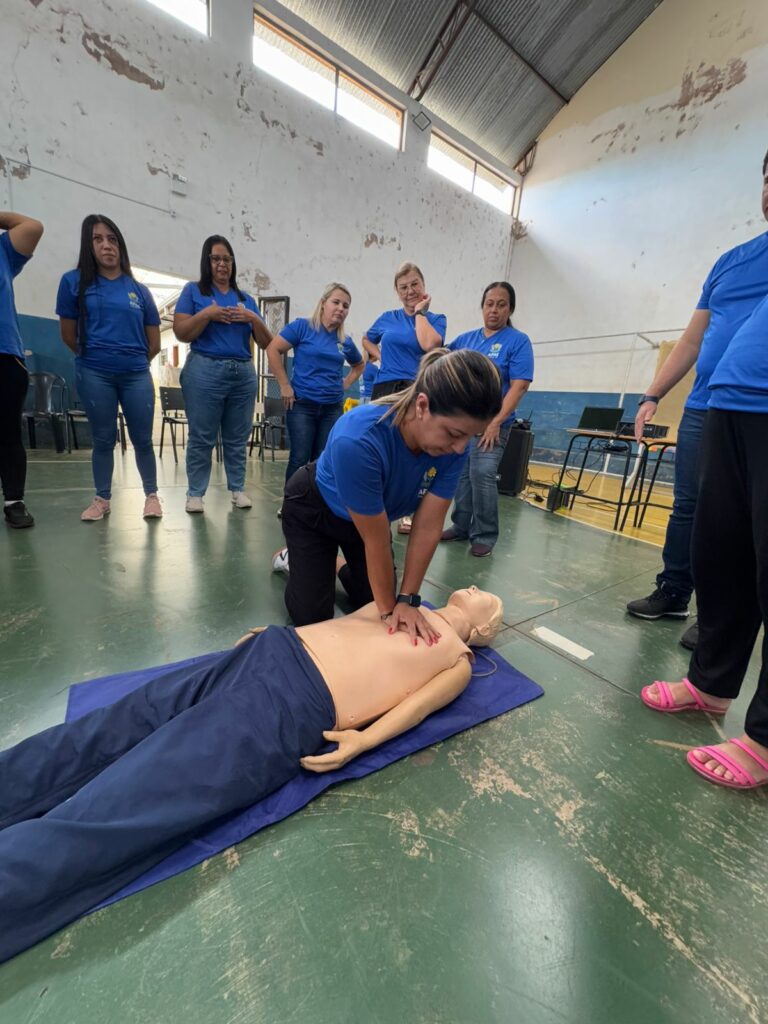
[[57, 214, 162, 522], [173, 236, 272, 513]]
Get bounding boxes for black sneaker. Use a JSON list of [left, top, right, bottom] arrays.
[[679, 620, 699, 650], [626, 587, 688, 620], [4, 501, 35, 529]]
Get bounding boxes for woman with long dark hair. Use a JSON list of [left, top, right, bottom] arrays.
[[273, 348, 503, 641], [441, 281, 534, 556], [266, 282, 363, 482], [173, 236, 272, 513], [57, 215, 162, 521]]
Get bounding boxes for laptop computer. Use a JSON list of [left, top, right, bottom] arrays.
[[577, 406, 624, 433]]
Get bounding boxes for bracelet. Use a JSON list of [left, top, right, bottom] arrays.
[[638, 395, 659, 405]]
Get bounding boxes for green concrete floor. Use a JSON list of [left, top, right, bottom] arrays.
[[1, 450, 765, 1024]]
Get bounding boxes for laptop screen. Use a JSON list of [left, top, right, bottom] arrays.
[[577, 406, 624, 433]]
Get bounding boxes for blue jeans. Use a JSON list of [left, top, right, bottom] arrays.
[[450, 425, 511, 548], [180, 352, 257, 496], [76, 364, 157, 500], [656, 405, 707, 601], [285, 397, 343, 481]]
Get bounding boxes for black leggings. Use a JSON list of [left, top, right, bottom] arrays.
[[688, 409, 768, 745], [0, 354, 29, 501]]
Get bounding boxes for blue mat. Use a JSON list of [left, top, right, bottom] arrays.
[[66, 646, 543, 911]]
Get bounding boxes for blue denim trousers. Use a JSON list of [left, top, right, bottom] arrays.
[[76, 364, 157, 500], [180, 352, 257, 496], [656, 405, 707, 601], [450, 425, 511, 548], [285, 397, 343, 481]]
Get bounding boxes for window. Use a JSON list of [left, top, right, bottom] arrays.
[[253, 14, 403, 150], [143, 0, 208, 35], [428, 132, 516, 215]]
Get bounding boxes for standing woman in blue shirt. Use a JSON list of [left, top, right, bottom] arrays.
[[275, 348, 502, 640], [363, 261, 446, 532], [173, 236, 272, 513], [442, 281, 533, 557], [0, 210, 44, 529], [266, 283, 363, 481], [57, 215, 162, 522]]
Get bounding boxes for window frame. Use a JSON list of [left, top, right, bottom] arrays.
[[253, 10, 405, 151], [428, 129, 517, 215]]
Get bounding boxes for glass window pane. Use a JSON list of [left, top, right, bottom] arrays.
[[253, 16, 335, 111], [144, 0, 208, 34], [427, 134, 474, 192], [473, 163, 515, 214], [336, 73, 402, 150]]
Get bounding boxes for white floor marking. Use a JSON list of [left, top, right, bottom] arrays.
[[530, 626, 594, 661]]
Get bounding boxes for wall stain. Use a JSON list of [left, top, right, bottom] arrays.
[[146, 163, 167, 176], [0, 155, 6, 175], [81, 31, 165, 91], [242, 223, 257, 242], [252, 270, 271, 290], [653, 57, 747, 113], [11, 163, 31, 179], [363, 232, 400, 249]]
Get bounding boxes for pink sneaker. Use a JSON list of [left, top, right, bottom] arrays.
[[81, 496, 111, 522], [143, 493, 163, 519]]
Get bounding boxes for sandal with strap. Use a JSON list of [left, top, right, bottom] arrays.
[[640, 677, 728, 715], [687, 739, 768, 790]]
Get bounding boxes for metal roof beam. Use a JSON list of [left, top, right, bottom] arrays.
[[408, 1, 475, 102], [472, 9, 569, 106]]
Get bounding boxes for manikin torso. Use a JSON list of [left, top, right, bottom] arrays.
[[296, 604, 471, 729]]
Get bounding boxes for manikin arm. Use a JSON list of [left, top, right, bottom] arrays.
[[300, 656, 473, 773]]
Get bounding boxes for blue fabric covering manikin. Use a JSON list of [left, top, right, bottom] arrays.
[[0, 231, 32, 359], [449, 325, 534, 425], [366, 308, 447, 384], [687, 231, 768, 410], [62, 635, 543, 919], [314, 401, 466, 521], [709, 292, 768, 412], [280, 317, 362, 404], [55, 270, 161, 373], [174, 281, 262, 360]]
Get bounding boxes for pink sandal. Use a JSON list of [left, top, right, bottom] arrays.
[[687, 739, 768, 790], [640, 677, 728, 715]]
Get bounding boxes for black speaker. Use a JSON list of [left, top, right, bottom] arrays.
[[497, 426, 533, 496]]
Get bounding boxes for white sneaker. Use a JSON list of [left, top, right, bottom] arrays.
[[272, 547, 289, 574], [231, 491, 253, 509], [185, 495, 205, 514]]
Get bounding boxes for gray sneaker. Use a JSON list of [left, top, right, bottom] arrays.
[[185, 495, 204, 514], [626, 588, 689, 620]]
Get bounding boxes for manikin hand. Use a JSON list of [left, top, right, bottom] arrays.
[[477, 422, 501, 451], [387, 604, 441, 646], [634, 401, 657, 443], [413, 294, 431, 314], [300, 730, 366, 772]]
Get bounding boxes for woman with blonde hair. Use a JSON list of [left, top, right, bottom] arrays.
[[267, 283, 363, 481], [273, 348, 502, 643]]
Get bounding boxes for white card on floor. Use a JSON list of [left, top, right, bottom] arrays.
[[530, 626, 594, 661]]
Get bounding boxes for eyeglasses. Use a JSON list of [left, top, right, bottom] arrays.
[[210, 255, 233, 265]]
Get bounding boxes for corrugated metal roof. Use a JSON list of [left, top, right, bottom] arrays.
[[277, 0, 662, 167]]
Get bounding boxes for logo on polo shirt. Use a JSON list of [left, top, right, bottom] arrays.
[[127, 291, 142, 311], [416, 466, 437, 501], [489, 342, 502, 359]]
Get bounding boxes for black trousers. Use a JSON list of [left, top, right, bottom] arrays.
[[688, 409, 768, 745], [371, 378, 411, 400], [0, 354, 29, 501], [282, 463, 374, 625]]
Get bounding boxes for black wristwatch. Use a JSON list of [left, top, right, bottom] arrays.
[[638, 395, 660, 405], [396, 593, 422, 608], [415, 309, 428, 317]]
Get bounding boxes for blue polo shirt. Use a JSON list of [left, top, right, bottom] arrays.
[[280, 317, 362, 404], [360, 360, 379, 398], [175, 282, 262, 360], [688, 231, 768, 409], [709, 293, 768, 412], [449, 325, 534, 425], [56, 271, 160, 373], [315, 401, 467, 521], [366, 308, 447, 384], [0, 232, 32, 360]]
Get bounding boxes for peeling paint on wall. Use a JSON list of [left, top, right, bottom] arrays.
[[81, 31, 164, 91], [11, 163, 31, 179], [363, 232, 401, 250], [655, 57, 747, 112]]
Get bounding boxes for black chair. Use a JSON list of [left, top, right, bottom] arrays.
[[159, 386, 188, 464], [250, 397, 287, 461], [23, 372, 70, 453]]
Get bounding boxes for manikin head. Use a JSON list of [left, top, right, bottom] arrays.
[[445, 586, 504, 647]]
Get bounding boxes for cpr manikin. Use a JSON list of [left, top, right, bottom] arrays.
[[0, 587, 503, 961]]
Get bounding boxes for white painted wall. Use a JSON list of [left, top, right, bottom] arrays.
[[1, 0, 514, 343], [511, 0, 768, 394]]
